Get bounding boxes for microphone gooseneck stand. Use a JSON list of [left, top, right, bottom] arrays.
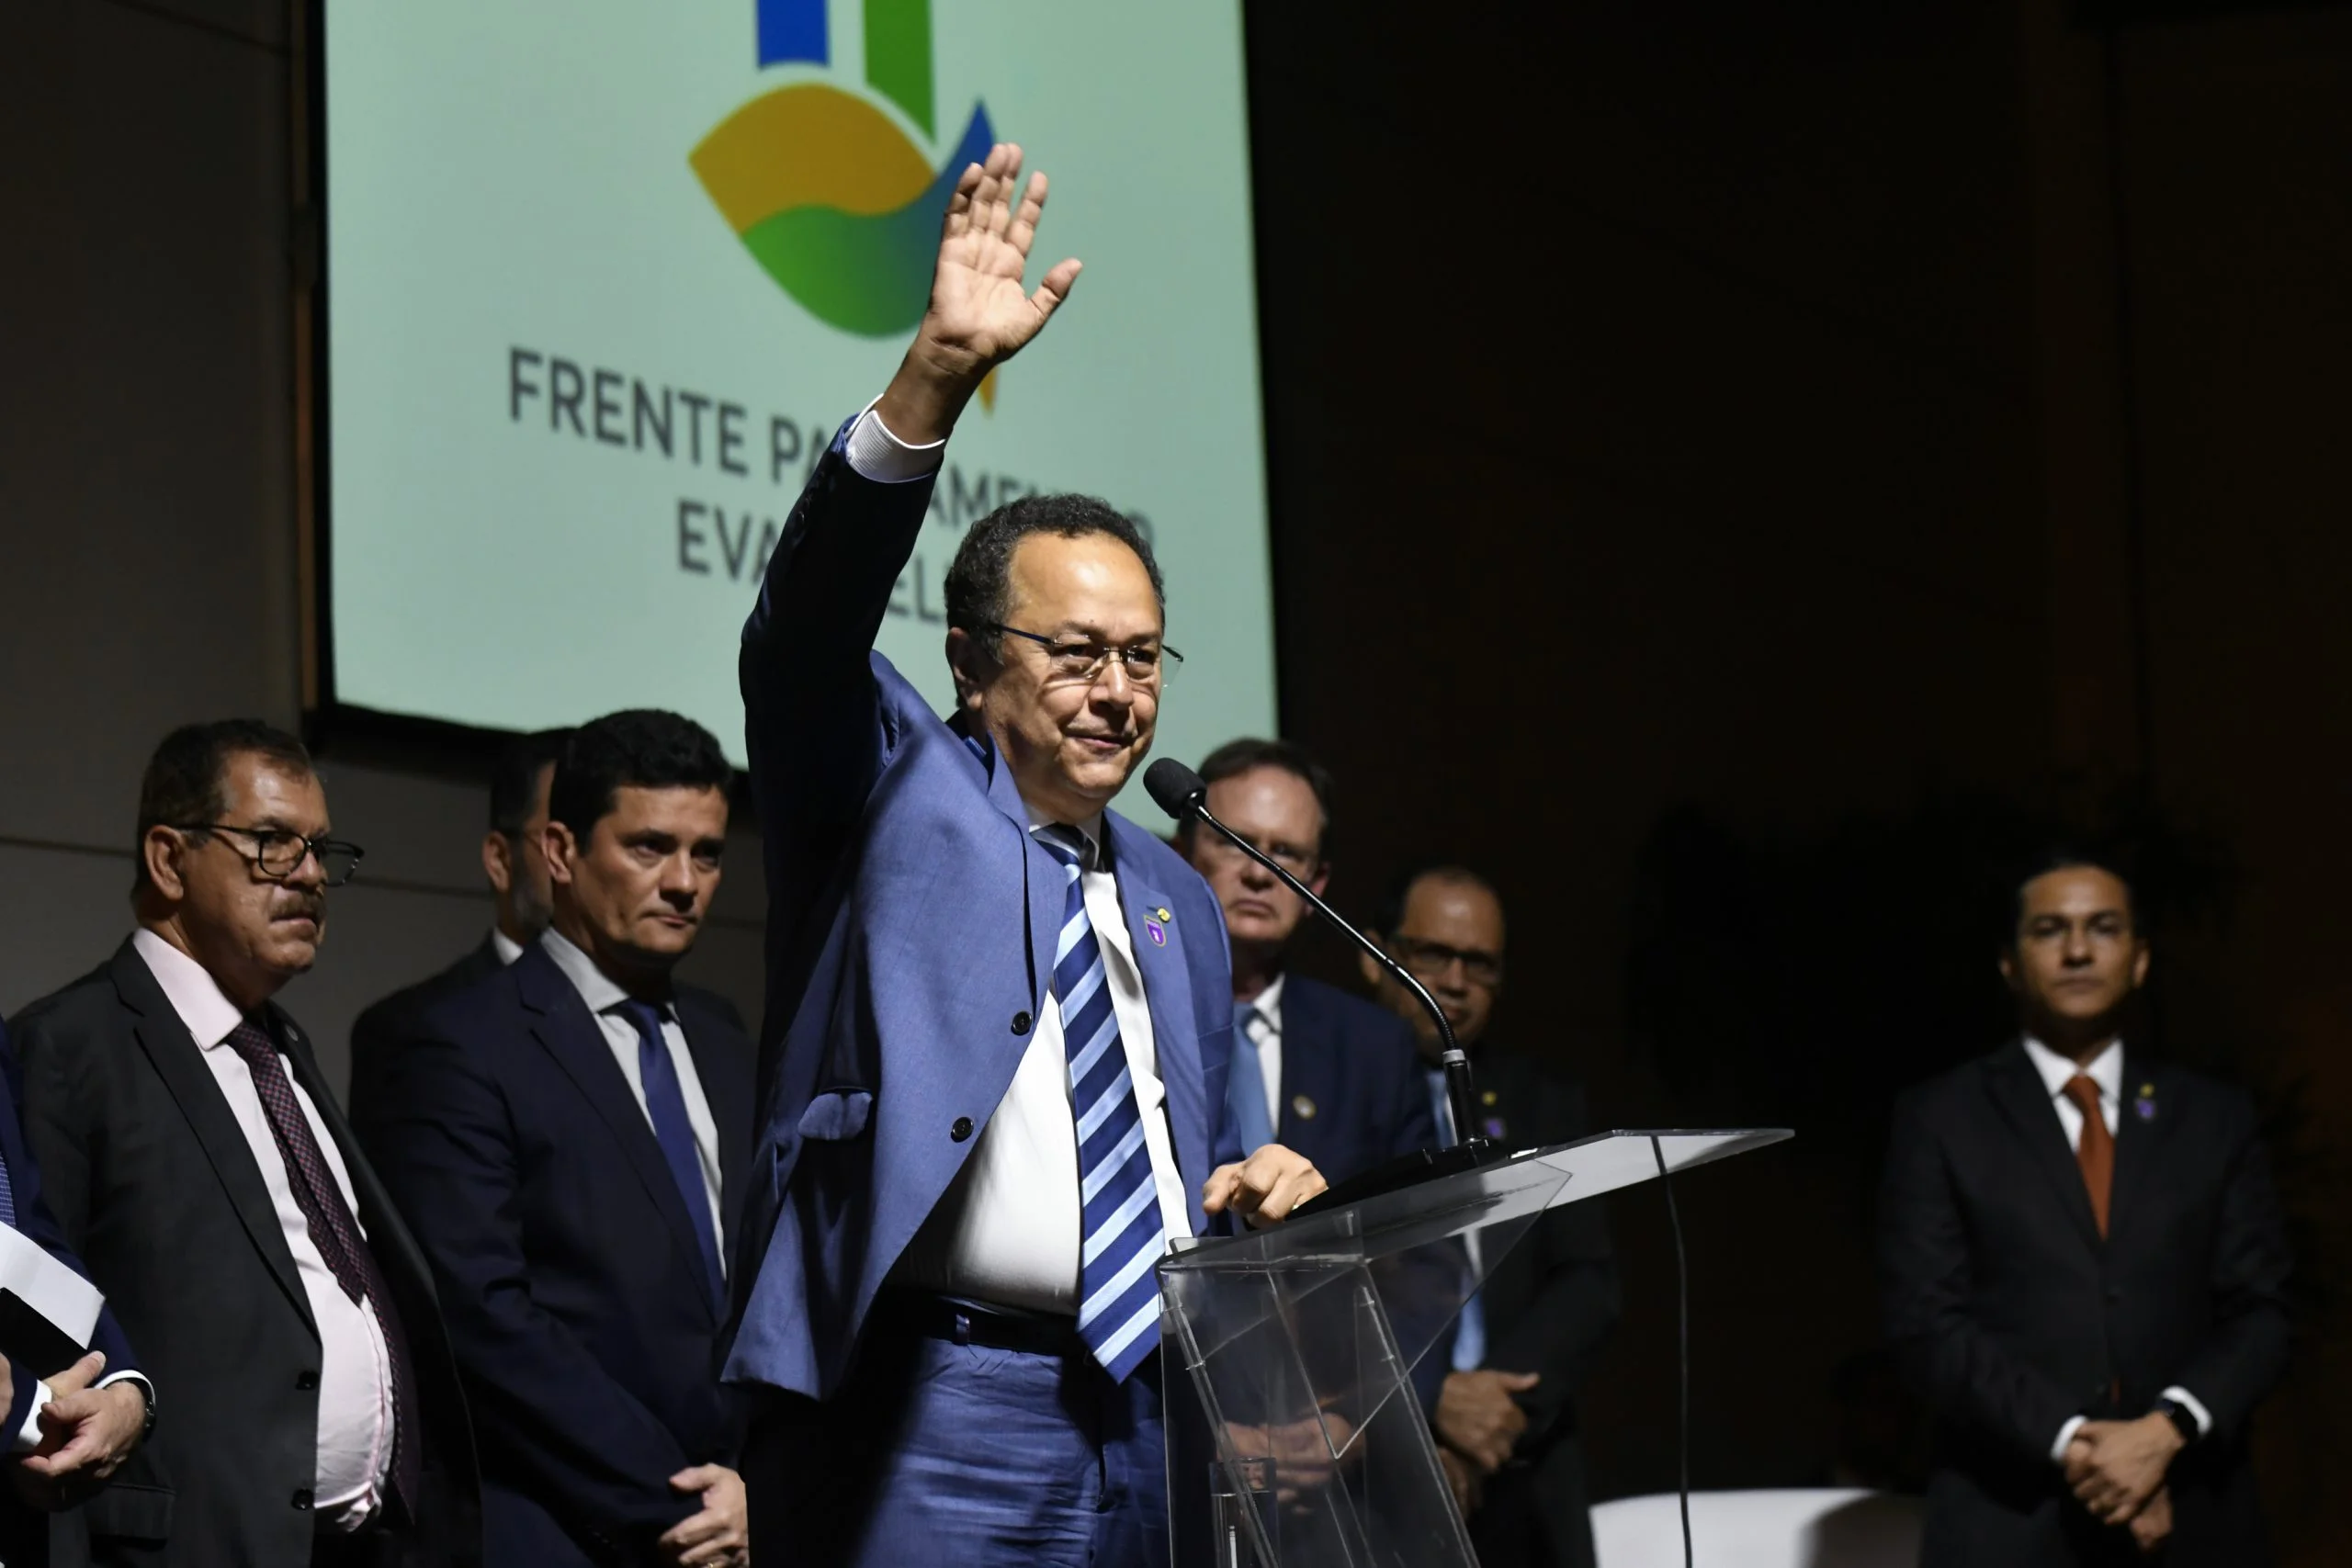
[[1142, 759, 1487, 1161]]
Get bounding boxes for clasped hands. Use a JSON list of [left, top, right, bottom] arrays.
[[1435, 1368, 1541, 1517], [2064, 1415, 2184, 1554], [2, 1350, 148, 1510]]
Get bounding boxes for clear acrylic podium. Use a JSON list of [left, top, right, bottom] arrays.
[[1159, 1130, 1791, 1568]]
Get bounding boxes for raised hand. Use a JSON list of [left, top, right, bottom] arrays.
[[877, 142, 1082, 443]]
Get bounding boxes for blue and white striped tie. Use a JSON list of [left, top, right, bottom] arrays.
[[1036, 824, 1167, 1382]]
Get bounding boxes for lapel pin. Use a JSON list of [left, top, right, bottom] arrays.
[[1482, 1116, 1508, 1140], [2135, 1082, 2157, 1122], [1145, 919, 1167, 947], [1480, 1089, 1498, 1106], [1292, 1094, 1317, 1122]]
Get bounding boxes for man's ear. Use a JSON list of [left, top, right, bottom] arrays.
[[142, 826, 188, 902], [944, 626, 989, 713], [1307, 863, 1332, 900], [542, 821, 579, 887], [481, 831, 514, 897], [2130, 942, 2152, 990], [1356, 934, 1387, 992], [1996, 949, 2019, 992]]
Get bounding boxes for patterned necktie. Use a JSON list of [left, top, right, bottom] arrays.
[[1035, 824, 1167, 1382], [2064, 1074, 2114, 1236], [224, 1018, 420, 1510], [1225, 1003, 1276, 1156], [615, 1000, 727, 1314], [0, 1139, 17, 1230]]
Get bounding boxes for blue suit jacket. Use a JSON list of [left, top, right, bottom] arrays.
[[724, 423, 1239, 1402], [1261, 976, 1434, 1188], [0, 1017, 140, 1560], [353, 949, 754, 1567]]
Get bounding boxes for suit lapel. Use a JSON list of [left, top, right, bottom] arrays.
[[963, 723, 1064, 1011], [107, 944, 315, 1332], [2107, 1051, 2172, 1248], [1106, 819, 1212, 1197], [1984, 1040, 2102, 1249], [1272, 982, 1337, 1147], [514, 951, 719, 1322]]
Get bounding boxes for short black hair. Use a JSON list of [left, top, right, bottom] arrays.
[[2004, 841, 2142, 944], [489, 728, 573, 838], [944, 493, 1165, 652], [134, 720, 314, 893], [1187, 737, 1336, 858], [548, 710, 731, 843], [1368, 862, 1502, 938]]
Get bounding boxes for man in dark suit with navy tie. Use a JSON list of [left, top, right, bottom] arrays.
[[723, 143, 1325, 1568], [1879, 850, 2290, 1565], [356, 711, 754, 1568], [0, 1017, 152, 1563], [346, 728, 570, 1123], [1178, 738, 1433, 1183]]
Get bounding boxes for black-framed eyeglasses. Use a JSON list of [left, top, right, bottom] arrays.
[[1387, 935, 1504, 989], [978, 623, 1183, 687], [175, 823, 365, 887]]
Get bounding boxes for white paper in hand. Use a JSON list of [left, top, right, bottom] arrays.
[[0, 1223, 103, 1374]]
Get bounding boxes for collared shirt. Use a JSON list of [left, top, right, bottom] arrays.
[[490, 928, 526, 966], [2018, 1034, 2213, 1460], [130, 928, 394, 1531], [893, 811, 1195, 1315], [537, 931, 726, 1259], [1238, 973, 1288, 1132]]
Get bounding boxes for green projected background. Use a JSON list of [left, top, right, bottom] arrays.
[[323, 0, 1274, 827]]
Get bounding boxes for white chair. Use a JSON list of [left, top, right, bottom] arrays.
[[1590, 1488, 1923, 1568]]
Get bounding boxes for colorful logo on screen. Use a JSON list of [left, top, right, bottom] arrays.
[[692, 0, 991, 343]]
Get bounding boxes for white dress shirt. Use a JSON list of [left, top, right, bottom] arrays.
[[1237, 974, 1287, 1132], [490, 928, 526, 966], [130, 929, 394, 1531], [892, 812, 1196, 1315], [2019, 1034, 2213, 1461], [537, 931, 727, 1260]]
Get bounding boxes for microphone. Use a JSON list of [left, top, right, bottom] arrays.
[[1145, 758, 1487, 1161]]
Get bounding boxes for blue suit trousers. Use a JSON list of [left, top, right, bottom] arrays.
[[748, 1323, 1168, 1568]]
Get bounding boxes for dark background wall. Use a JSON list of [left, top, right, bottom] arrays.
[[1, 0, 2346, 1561], [1247, 3, 2352, 1563]]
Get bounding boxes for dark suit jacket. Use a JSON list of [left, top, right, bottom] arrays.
[[0, 1018, 142, 1568], [1463, 1047, 1620, 1568], [345, 938, 504, 1124], [8, 942, 481, 1568], [1879, 1042, 2291, 1567], [354, 944, 754, 1568], [1268, 976, 1434, 1187]]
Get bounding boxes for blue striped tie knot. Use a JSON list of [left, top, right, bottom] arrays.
[[1035, 822, 1167, 1381]]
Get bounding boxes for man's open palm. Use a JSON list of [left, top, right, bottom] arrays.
[[921, 142, 1081, 376]]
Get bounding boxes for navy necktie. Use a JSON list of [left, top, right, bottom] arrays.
[[615, 1000, 726, 1314]]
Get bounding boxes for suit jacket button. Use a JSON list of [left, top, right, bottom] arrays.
[[296, 1369, 319, 1391], [1011, 1010, 1034, 1035], [291, 1488, 313, 1511], [951, 1116, 975, 1143]]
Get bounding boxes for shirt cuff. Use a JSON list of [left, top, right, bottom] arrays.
[[842, 400, 945, 484], [12, 1382, 52, 1455], [2051, 1415, 2088, 1464], [2160, 1385, 2214, 1438]]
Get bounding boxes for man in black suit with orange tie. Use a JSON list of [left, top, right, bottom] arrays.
[[347, 728, 570, 1122], [1879, 849, 2291, 1565]]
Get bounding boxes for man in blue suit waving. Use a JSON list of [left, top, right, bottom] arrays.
[[726, 143, 1325, 1568]]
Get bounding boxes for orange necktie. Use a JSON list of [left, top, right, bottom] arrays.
[[2064, 1075, 2113, 1236]]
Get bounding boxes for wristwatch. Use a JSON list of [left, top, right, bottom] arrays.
[[2151, 1395, 2197, 1446]]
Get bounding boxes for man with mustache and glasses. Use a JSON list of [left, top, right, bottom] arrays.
[[724, 143, 1324, 1568], [10, 721, 480, 1568]]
